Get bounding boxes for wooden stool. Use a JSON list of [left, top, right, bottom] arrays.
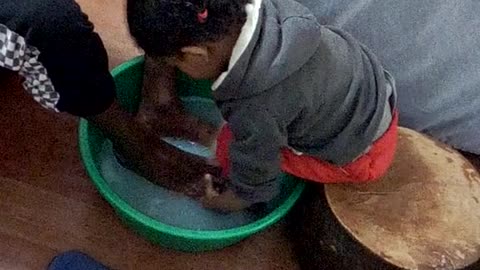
[[290, 127, 480, 270]]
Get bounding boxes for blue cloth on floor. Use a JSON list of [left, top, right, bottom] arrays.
[[48, 251, 109, 270]]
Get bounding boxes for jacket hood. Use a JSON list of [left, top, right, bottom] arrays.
[[213, 0, 322, 101]]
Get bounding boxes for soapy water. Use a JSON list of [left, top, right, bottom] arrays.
[[97, 97, 294, 230], [161, 137, 215, 158], [99, 140, 265, 230]]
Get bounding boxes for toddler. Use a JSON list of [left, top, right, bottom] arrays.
[[128, 0, 397, 211]]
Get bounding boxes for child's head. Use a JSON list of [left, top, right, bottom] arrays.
[[127, 0, 248, 80]]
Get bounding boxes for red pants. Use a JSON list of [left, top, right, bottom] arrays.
[[216, 113, 398, 183]]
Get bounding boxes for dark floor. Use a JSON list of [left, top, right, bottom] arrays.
[[0, 1, 299, 269]]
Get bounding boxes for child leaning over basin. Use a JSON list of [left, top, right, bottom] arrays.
[[128, 0, 398, 212]]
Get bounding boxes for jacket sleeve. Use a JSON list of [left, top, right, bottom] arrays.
[[225, 102, 284, 203], [0, 0, 115, 117]]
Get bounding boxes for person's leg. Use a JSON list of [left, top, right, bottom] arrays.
[[216, 113, 398, 184]]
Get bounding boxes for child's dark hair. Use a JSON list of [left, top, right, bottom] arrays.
[[127, 0, 249, 57]]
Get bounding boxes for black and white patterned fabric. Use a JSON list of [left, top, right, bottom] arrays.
[[0, 24, 60, 111]]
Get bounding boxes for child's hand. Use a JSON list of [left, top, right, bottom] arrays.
[[199, 174, 251, 212]]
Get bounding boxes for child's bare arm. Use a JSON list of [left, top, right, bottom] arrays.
[[137, 55, 218, 146], [88, 101, 223, 197], [139, 55, 177, 107]]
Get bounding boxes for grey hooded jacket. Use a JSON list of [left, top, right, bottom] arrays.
[[213, 0, 396, 202]]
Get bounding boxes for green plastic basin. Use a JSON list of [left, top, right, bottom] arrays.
[[78, 56, 305, 252]]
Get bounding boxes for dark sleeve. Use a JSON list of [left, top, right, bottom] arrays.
[[1, 0, 115, 117], [225, 101, 284, 203]]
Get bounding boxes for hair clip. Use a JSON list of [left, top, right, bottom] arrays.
[[197, 9, 208, 23]]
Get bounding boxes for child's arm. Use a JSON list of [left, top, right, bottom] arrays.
[[88, 102, 223, 196], [137, 55, 218, 147], [201, 100, 285, 211]]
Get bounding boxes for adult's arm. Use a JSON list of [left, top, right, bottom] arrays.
[[0, 0, 221, 195]]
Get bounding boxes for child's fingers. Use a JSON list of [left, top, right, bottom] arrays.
[[203, 174, 220, 199]]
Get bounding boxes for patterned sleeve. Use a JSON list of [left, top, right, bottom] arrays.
[[0, 0, 115, 117]]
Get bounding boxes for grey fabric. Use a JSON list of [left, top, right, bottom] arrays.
[[214, 0, 395, 202], [298, 0, 480, 154]]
